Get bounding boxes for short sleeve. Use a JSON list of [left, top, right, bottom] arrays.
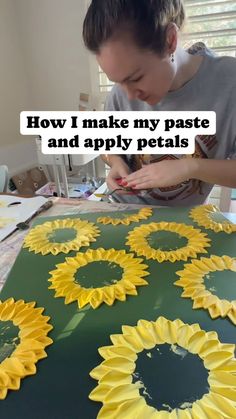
[[104, 86, 121, 111]]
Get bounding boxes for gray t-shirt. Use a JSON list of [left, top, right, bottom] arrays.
[[105, 44, 236, 207]]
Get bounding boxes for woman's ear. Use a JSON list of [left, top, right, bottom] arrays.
[[165, 22, 178, 55]]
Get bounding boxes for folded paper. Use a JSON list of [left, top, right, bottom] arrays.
[[0, 298, 53, 399], [89, 317, 236, 418], [189, 204, 236, 233], [49, 248, 149, 309], [97, 208, 153, 226], [126, 222, 210, 262], [24, 218, 100, 255], [175, 255, 236, 325]]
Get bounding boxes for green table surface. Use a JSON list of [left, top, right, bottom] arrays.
[[0, 207, 235, 418]]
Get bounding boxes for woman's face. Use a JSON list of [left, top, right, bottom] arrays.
[[97, 36, 176, 106]]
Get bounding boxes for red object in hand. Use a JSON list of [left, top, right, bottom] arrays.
[[116, 178, 128, 187], [114, 177, 139, 194], [115, 177, 124, 186]]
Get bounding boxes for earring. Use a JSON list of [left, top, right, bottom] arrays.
[[171, 53, 174, 63]]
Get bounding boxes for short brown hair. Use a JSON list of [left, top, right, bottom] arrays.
[[83, 0, 185, 54]]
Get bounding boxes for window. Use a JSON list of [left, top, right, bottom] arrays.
[[183, 0, 236, 56], [98, 0, 236, 95]]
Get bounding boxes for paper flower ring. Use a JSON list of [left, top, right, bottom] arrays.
[[126, 222, 211, 262], [23, 218, 100, 255], [175, 255, 236, 324], [48, 248, 149, 309], [189, 204, 236, 233], [97, 208, 153, 226], [0, 298, 53, 399], [89, 316, 236, 418]]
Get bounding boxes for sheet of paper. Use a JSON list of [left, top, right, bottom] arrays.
[[0, 195, 48, 241]]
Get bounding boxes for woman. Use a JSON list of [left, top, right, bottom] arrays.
[[83, 0, 236, 206]]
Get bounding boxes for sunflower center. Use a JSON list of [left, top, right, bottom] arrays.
[[133, 344, 209, 411], [204, 270, 235, 301], [75, 261, 123, 288], [48, 228, 77, 243], [147, 231, 187, 251], [0, 321, 20, 362], [211, 213, 233, 224]]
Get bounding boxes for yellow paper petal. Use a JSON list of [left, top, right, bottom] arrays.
[[189, 204, 236, 234], [0, 299, 53, 399], [89, 317, 236, 418], [126, 222, 210, 262], [175, 255, 236, 325], [97, 208, 153, 226], [48, 248, 149, 309], [24, 218, 100, 255]]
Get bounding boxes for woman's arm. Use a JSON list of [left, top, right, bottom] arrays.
[[191, 159, 236, 188], [125, 159, 236, 189]]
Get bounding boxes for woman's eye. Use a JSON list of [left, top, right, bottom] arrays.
[[130, 76, 143, 83]]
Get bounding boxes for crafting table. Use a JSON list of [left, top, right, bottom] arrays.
[[0, 200, 235, 418]]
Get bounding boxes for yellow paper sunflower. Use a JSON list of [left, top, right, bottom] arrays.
[[23, 218, 100, 255], [189, 204, 236, 233], [48, 248, 149, 309], [0, 298, 53, 399], [89, 316, 236, 418], [126, 222, 211, 262], [97, 207, 153, 226], [175, 255, 236, 324]]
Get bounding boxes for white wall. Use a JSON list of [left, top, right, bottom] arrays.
[[1, 0, 94, 175], [14, 0, 92, 111], [0, 141, 38, 176], [0, 0, 31, 149]]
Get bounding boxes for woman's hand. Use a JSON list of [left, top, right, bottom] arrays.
[[106, 156, 131, 192], [124, 159, 193, 189]]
